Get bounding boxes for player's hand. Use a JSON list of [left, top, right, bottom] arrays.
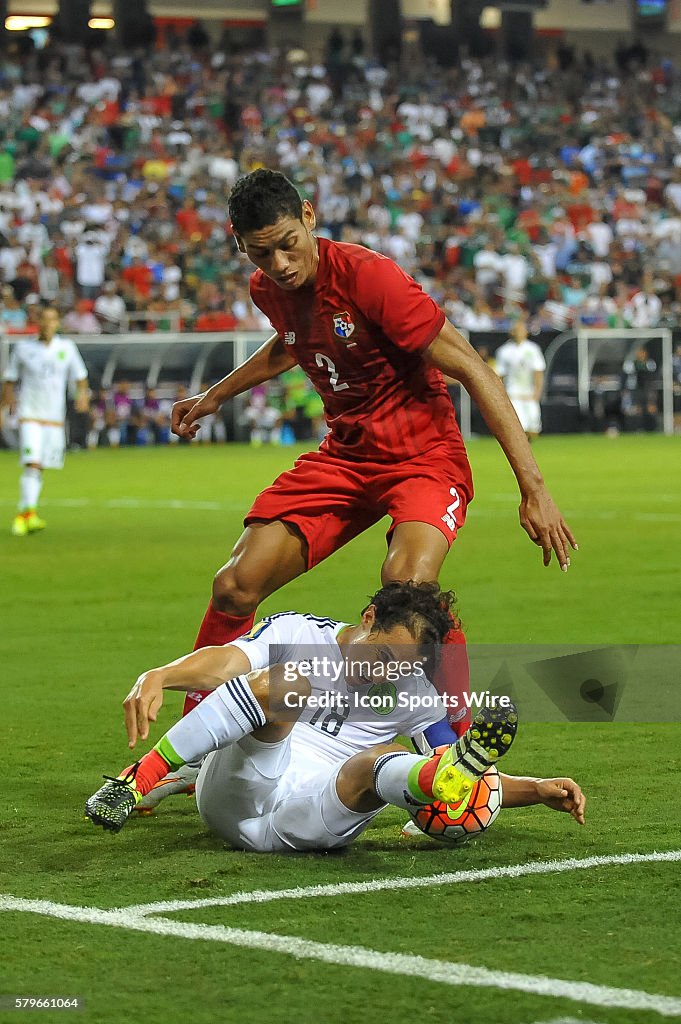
[[171, 391, 217, 439], [123, 670, 165, 748], [536, 777, 586, 824], [519, 486, 578, 571]]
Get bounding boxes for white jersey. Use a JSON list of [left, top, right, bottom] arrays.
[[495, 338, 546, 400], [3, 336, 88, 424], [230, 612, 446, 766]]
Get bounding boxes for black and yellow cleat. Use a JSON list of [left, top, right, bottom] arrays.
[[84, 765, 143, 833], [432, 702, 518, 804]]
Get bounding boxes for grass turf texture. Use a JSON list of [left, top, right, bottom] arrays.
[[1, 434, 680, 1024]]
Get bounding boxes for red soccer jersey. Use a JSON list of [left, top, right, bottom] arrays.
[[249, 238, 465, 463]]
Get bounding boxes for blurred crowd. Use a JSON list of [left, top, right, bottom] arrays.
[[67, 368, 325, 449], [3, 30, 681, 337]]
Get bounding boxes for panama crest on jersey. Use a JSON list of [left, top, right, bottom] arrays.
[[332, 310, 355, 339]]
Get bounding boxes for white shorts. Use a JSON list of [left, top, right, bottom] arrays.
[[511, 399, 542, 435], [195, 733, 383, 852], [19, 421, 65, 469]]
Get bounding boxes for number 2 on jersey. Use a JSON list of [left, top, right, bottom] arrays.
[[315, 352, 349, 392]]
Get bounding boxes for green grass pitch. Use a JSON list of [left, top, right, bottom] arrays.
[[1, 434, 680, 1024]]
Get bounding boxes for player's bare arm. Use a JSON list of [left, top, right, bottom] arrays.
[[534, 369, 545, 403], [123, 644, 253, 747], [0, 380, 16, 414], [74, 378, 90, 414], [499, 773, 586, 825], [171, 332, 296, 439], [424, 321, 578, 570]]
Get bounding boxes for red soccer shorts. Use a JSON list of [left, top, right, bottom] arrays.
[[245, 445, 473, 570]]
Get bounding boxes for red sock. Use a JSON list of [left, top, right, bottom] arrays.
[[182, 602, 256, 716], [415, 748, 447, 799], [122, 749, 172, 797], [432, 626, 471, 738]]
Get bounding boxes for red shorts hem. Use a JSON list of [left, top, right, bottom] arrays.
[[244, 448, 473, 570]]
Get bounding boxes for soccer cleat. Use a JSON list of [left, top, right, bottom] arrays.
[[25, 512, 46, 533], [84, 765, 143, 833], [136, 764, 199, 814], [432, 702, 518, 805], [11, 514, 28, 537]]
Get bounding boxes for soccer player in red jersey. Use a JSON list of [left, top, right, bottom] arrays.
[[163, 169, 576, 784]]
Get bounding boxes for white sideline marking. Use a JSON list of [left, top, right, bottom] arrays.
[[528, 1018, 604, 1024], [2, 895, 681, 1018], [31, 497, 242, 513], [1, 496, 680, 523], [125, 849, 681, 917]]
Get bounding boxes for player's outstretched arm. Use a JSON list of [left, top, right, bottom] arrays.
[[172, 332, 297, 439], [424, 321, 578, 571], [123, 644, 253, 747], [499, 773, 586, 825]]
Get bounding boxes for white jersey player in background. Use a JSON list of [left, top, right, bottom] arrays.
[[84, 582, 585, 850], [494, 318, 546, 440], [1, 306, 89, 536]]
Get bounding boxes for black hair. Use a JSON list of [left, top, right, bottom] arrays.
[[228, 169, 304, 237], [362, 581, 460, 658]]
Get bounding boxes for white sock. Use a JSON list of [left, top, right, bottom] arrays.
[[163, 675, 266, 764], [373, 750, 432, 810], [19, 467, 42, 512]]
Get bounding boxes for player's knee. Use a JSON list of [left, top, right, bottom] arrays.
[[341, 743, 404, 799], [381, 557, 436, 587], [245, 669, 270, 707], [211, 569, 259, 617]]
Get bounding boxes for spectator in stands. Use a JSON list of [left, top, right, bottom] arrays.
[[94, 281, 127, 334], [1, 287, 28, 332], [75, 234, 108, 299], [38, 253, 60, 304], [625, 270, 662, 327], [241, 390, 281, 447], [111, 380, 137, 447], [459, 295, 495, 332], [194, 307, 238, 332], [62, 299, 101, 335], [87, 388, 116, 450], [2, 33, 681, 346], [139, 387, 171, 445]]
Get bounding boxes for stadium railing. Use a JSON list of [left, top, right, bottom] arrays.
[[1, 328, 676, 439]]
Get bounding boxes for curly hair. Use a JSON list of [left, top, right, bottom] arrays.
[[228, 169, 303, 237], [362, 581, 460, 655]]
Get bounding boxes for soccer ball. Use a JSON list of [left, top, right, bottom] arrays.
[[406, 763, 503, 845]]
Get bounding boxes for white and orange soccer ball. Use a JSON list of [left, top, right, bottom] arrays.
[[403, 764, 502, 845]]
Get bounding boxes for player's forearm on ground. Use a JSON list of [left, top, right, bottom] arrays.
[[206, 334, 297, 406], [426, 331, 544, 493], [498, 774, 542, 807], [152, 645, 253, 691]]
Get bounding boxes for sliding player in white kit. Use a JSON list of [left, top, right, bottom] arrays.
[[494, 319, 546, 440], [1, 306, 89, 536], [85, 583, 585, 849]]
